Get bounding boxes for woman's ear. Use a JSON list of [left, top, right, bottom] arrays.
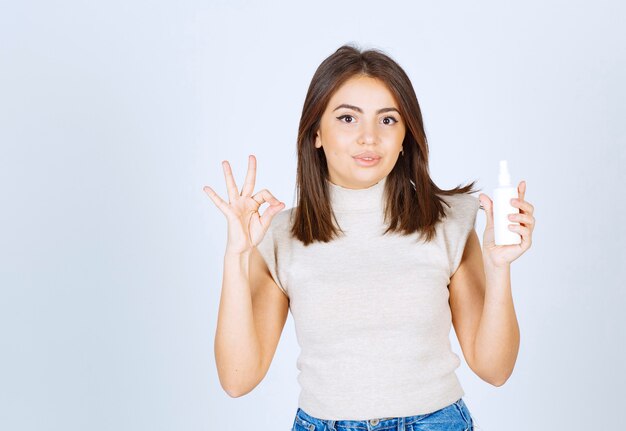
[[315, 130, 322, 149]]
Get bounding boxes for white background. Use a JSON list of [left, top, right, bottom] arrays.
[[1, 1, 624, 430]]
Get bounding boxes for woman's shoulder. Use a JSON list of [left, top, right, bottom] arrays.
[[437, 192, 481, 220]]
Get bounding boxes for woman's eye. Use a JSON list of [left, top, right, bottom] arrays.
[[382, 116, 398, 125], [336, 115, 355, 123]]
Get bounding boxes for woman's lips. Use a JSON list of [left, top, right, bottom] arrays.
[[353, 156, 381, 167]]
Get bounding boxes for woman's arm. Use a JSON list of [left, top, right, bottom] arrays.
[[214, 250, 263, 397], [449, 230, 520, 387], [472, 260, 520, 386]]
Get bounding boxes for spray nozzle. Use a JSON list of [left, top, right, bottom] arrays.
[[498, 160, 511, 186]]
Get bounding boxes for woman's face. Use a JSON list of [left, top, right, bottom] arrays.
[[315, 74, 406, 189]]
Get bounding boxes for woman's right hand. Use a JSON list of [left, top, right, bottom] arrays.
[[203, 155, 285, 255]]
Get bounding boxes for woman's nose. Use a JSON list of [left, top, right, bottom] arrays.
[[358, 121, 378, 145]]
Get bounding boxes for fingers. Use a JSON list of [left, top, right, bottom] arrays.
[[259, 199, 285, 229], [251, 189, 284, 228], [508, 212, 535, 227], [240, 155, 257, 197], [518, 180, 526, 202], [508, 223, 531, 248], [203, 185, 233, 218], [252, 188, 282, 207], [511, 197, 534, 214], [478, 193, 494, 227], [222, 160, 240, 203], [208, 157, 282, 221]]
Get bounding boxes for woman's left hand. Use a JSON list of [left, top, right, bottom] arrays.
[[478, 180, 535, 268]]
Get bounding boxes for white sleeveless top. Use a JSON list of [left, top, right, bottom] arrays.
[[256, 175, 480, 421]]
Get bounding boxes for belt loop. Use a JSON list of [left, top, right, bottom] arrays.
[[399, 416, 405, 431], [326, 419, 336, 431]]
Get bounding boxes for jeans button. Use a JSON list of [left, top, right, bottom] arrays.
[[369, 418, 380, 426]]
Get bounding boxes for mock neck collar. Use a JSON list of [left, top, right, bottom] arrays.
[[326, 175, 387, 213]]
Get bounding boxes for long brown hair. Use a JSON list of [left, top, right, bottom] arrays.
[[290, 43, 480, 245]]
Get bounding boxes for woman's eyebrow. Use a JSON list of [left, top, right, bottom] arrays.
[[332, 103, 400, 115]]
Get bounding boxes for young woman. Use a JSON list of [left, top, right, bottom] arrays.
[[205, 44, 535, 431]]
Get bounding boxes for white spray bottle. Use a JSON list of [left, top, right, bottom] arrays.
[[493, 160, 522, 245]]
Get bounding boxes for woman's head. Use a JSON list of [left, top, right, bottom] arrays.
[[291, 44, 478, 245], [313, 74, 406, 189], [297, 44, 427, 191]]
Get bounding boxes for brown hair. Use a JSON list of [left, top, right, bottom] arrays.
[[289, 43, 481, 245]]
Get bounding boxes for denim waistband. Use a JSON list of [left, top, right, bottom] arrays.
[[293, 398, 471, 431]]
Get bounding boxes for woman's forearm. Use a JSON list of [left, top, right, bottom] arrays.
[[472, 260, 520, 386], [214, 250, 262, 397]]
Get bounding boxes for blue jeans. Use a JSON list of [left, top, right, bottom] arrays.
[[291, 398, 474, 431]]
